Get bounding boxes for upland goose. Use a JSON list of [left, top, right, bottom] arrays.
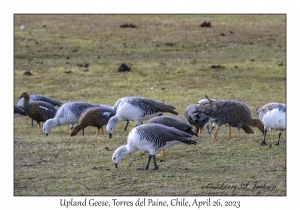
[[147, 116, 198, 157], [19, 92, 57, 133], [14, 105, 27, 118], [195, 95, 264, 140], [43, 102, 100, 136], [112, 124, 197, 170], [256, 103, 286, 146], [106, 96, 178, 138], [112, 97, 143, 131], [184, 104, 210, 134], [197, 99, 217, 134], [70, 106, 116, 137], [17, 93, 62, 127]]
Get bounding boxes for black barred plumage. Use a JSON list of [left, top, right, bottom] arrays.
[[136, 129, 166, 148], [194, 95, 259, 140], [256, 103, 286, 117], [256, 103, 286, 146], [106, 96, 178, 138], [57, 102, 95, 121], [112, 124, 196, 170], [43, 102, 100, 136], [126, 97, 165, 117]]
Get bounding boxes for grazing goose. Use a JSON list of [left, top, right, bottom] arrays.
[[19, 92, 57, 133], [112, 124, 197, 170], [184, 104, 210, 134], [112, 97, 144, 131], [106, 96, 178, 138], [198, 99, 216, 134], [70, 106, 116, 137], [43, 102, 100, 136], [195, 95, 264, 140], [14, 105, 27, 118], [256, 103, 286, 146], [147, 116, 198, 157], [17, 93, 62, 127]]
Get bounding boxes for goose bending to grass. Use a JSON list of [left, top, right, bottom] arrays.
[[14, 105, 27, 118], [256, 103, 286, 146], [195, 95, 264, 140], [198, 99, 217, 134], [184, 104, 210, 134], [106, 96, 178, 138], [19, 92, 57, 133], [43, 102, 100, 136], [147, 116, 198, 157], [17, 93, 62, 127], [112, 97, 143, 131], [70, 106, 116, 137], [112, 124, 197, 170]]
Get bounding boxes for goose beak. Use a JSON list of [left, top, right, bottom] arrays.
[[114, 163, 118, 168], [109, 133, 112, 138]]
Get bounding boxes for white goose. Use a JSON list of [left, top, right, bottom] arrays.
[[43, 102, 100, 136], [256, 103, 286, 146], [106, 96, 178, 138], [112, 124, 197, 170]]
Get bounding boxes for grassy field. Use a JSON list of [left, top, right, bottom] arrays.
[[14, 14, 286, 196]]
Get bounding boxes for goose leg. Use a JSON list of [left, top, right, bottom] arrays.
[[260, 129, 268, 146], [101, 127, 104, 135], [82, 128, 84, 136], [207, 123, 211, 134], [152, 155, 159, 170], [195, 127, 200, 134], [275, 131, 281, 146], [95, 128, 100, 136], [124, 120, 129, 131], [211, 123, 215, 134], [212, 125, 220, 140], [137, 154, 155, 170], [156, 149, 166, 158], [228, 126, 232, 140], [31, 119, 34, 127]]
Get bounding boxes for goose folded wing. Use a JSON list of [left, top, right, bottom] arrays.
[[139, 98, 178, 115]]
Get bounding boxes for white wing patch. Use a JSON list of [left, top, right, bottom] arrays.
[[39, 106, 50, 111], [103, 112, 111, 117]]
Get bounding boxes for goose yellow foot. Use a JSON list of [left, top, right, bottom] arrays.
[[212, 125, 220, 140], [156, 150, 166, 158]]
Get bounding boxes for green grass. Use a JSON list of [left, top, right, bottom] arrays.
[[14, 14, 286, 196]]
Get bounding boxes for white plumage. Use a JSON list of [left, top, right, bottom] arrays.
[[43, 102, 100, 136], [112, 124, 196, 170], [256, 103, 286, 146], [106, 96, 178, 138]]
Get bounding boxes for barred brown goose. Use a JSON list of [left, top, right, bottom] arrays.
[[195, 95, 264, 140]]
